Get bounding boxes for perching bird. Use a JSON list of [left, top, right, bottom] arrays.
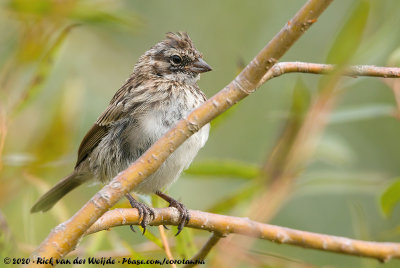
[[31, 32, 212, 235]]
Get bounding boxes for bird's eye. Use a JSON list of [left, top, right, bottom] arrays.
[[171, 55, 182, 65]]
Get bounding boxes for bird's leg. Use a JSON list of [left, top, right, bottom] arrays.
[[125, 193, 155, 234], [155, 190, 189, 236]]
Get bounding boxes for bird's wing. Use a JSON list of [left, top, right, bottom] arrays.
[[75, 124, 109, 167], [75, 83, 132, 168]]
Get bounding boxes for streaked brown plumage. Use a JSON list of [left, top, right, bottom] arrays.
[[31, 32, 212, 234]]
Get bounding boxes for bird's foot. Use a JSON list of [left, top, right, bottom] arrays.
[[125, 194, 155, 234], [156, 191, 189, 236]]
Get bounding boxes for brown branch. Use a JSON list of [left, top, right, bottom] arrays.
[[84, 208, 400, 263], [30, 0, 333, 265], [158, 226, 176, 268], [259, 62, 400, 85], [183, 232, 224, 268]]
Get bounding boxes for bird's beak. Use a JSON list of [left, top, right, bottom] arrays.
[[190, 58, 212, 73]]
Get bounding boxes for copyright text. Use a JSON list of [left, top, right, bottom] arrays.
[[3, 257, 205, 266]]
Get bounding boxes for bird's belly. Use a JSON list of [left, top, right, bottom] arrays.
[[133, 123, 209, 194], [132, 103, 209, 194]]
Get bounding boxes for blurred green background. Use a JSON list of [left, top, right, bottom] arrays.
[[1, 0, 400, 267]]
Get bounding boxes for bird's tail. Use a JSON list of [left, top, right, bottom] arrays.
[[31, 172, 87, 213]]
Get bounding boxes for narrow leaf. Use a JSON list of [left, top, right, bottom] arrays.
[[69, 9, 140, 29], [175, 228, 197, 258], [329, 105, 395, 124], [262, 78, 310, 180], [209, 58, 245, 130], [12, 24, 79, 116], [185, 160, 260, 180], [381, 178, 400, 217], [210, 103, 238, 130], [208, 183, 258, 213], [326, 0, 370, 65], [143, 230, 163, 249]]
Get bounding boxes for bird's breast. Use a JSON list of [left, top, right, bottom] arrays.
[[140, 88, 203, 141], [130, 89, 209, 194]]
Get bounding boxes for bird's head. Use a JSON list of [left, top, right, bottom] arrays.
[[135, 32, 212, 85]]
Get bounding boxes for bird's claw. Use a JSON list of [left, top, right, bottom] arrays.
[[167, 199, 190, 236], [125, 194, 155, 234], [155, 191, 190, 235]]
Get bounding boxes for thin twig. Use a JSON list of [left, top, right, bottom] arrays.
[[183, 232, 224, 268], [259, 62, 400, 86], [158, 226, 176, 268], [85, 208, 400, 263], [30, 1, 333, 265]]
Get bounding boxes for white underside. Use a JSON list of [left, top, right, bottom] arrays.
[[133, 123, 209, 194], [132, 94, 209, 194]]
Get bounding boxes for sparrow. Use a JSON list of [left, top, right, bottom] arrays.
[[31, 32, 212, 235]]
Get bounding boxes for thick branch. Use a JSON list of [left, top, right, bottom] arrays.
[[31, 1, 333, 265], [85, 208, 400, 263]]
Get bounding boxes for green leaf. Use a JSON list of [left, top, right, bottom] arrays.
[[85, 231, 107, 256], [380, 178, 400, 217], [185, 160, 260, 180], [7, 0, 52, 16], [388, 47, 400, 67], [262, 78, 310, 181], [330, 105, 395, 124], [326, 0, 370, 65], [175, 228, 197, 258], [208, 183, 258, 213], [12, 24, 79, 116], [209, 57, 245, 130], [350, 203, 370, 241], [299, 171, 383, 188], [210, 103, 239, 130], [69, 9, 140, 29], [315, 134, 356, 166], [142, 229, 163, 249], [291, 78, 311, 117]]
